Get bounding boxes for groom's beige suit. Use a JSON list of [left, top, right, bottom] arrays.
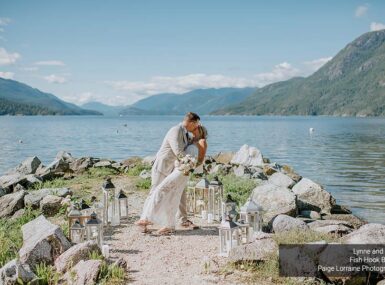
[[149, 123, 189, 223]]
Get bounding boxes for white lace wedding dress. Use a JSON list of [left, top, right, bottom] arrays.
[[140, 144, 198, 228]]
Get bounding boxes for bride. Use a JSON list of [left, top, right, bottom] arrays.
[[137, 126, 207, 235]]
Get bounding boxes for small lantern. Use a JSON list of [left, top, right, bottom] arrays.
[[194, 178, 210, 218], [228, 205, 239, 222], [70, 220, 85, 244], [222, 194, 237, 221], [68, 206, 83, 234], [186, 180, 196, 215], [118, 191, 129, 219], [208, 176, 223, 221], [218, 216, 241, 257], [237, 220, 252, 244], [86, 212, 103, 247], [102, 178, 120, 226], [240, 198, 263, 234]]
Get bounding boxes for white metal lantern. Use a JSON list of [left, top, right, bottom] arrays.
[[240, 198, 263, 234], [208, 176, 223, 221], [70, 220, 85, 244], [218, 216, 241, 257], [186, 180, 196, 215], [92, 201, 105, 224], [222, 194, 237, 221], [118, 191, 129, 219], [86, 212, 103, 247], [68, 206, 84, 234], [194, 178, 210, 217], [236, 220, 252, 244], [102, 178, 120, 226]]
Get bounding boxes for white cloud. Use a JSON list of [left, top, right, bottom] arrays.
[[35, 60, 65, 66], [0, 71, 14, 79], [20, 66, 39, 71], [370, 22, 385, 31], [0, 47, 20, 65], [0, 18, 11, 26], [105, 62, 300, 105], [43, 74, 67, 84], [303, 57, 332, 71], [355, 5, 368, 18]]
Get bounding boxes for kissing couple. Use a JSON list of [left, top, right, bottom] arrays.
[[135, 112, 208, 235]]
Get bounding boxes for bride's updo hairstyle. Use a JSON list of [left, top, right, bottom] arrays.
[[184, 112, 200, 123]]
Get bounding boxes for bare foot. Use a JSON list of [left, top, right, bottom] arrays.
[[155, 227, 175, 235], [135, 219, 153, 226]]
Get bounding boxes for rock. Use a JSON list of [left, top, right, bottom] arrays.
[[322, 214, 366, 229], [0, 186, 6, 198], [308, 220, 353, 236], [233, 165, 251, 178], [299, 210, 321, 220], [229, 237, 277, 262], [230, 145, 264, 167], [24, 188, 71, 209], [9, 156, 41, 176], [268, 172, 295, 189], [111, 162, 123, 171], [139, 170, 151, 179], [94, 160, 113, 168], [55, 241, 101, 273], [279, 244, 319, 278], [46, 158, 70, 174], [142, 156, 155, 166], [343, 223, 385, 244], [69, 157, 94, 173], [55, 151, 75, 163], [272, 214, 309, 233], [13, 184, 26, 192], [251, 183, 297, 223], [292, 178, 335, 214], [40, 195, 63, 216], [330, 204, 352, 214], [63, 260, 102, 285], [212, 152, 235, 165], [24, 174, 42, 187], [377, 280, 385, 285], [0, 190, 25, 218], [0, 173, 27, 192], [263, 165, 277, 176], [19, 215, 71, 267], [281, 165, 302, 182], [209, 164, 226, 175], [11, 208, 25, 220], [0, 259, 37, 285]]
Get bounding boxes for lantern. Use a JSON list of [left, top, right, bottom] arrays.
[[228, 205, 239, 222], [186, 180, 196, 215], [102, 178, 120, 226], [92, 200, 105, 224], [222, 194, 237, 221], [208, 176, 223, 221], [218, 216, 241, 257], [79, 199, 90, 210], [240, 198, 263, 234], [194, 178, 210, 218], [70, 220, 85, 244], [68, 206, 83, 234], [86, 212, 103, 247], [236, 220, 252, 244], [118, 191, 129, 219]]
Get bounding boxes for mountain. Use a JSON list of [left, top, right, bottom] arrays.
[[82, 101, 125, 116], [0, 78, 101, 115], [213, 30, 385, 116], [127, 87, 256, 115]]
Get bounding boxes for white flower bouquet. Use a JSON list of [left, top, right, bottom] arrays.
[[175, 154, 197, 176]]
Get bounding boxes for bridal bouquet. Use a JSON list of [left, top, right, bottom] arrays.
[[176, 154, 197, 176]]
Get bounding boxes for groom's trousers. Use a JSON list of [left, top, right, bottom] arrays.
[[150, 166, 188, 224]]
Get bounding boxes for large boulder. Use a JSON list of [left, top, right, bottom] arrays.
[[69, 157, 94, 173], [292, 178, 335, 214], [268, 172, 295, 189], [0, 190, 25, 218], [272, 214, 309, 233], [343, 223, 385, 244], [0, 186, 6, 198], [40, 195, 64, 216], [8, 156, 42, 176], [19, 215, 71, 267], [299, 210, 321, 220], [322, 214, 366, 229], [229, 235, 277, 262], [251, 183, 297, 223], [308, 220, 353, 236], [55, 241, 101, 273], [24, 188, 71, 209], [231, 145, 264, 167], [212, 152, 235, 165], [62, 260, 102, 285], [55, 151, 76, 163], [0, 259, 37, 285], [94, 160, 113, 168], [0, 173, 28, 192]]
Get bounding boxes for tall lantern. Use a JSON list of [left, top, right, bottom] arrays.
[[92, 200, 105, 225], [68, 206, 83, 238], [240, 198, 263, 234], [70, 220, 85, 244], [218, 216, 241, 257], [222, 194, 237, 221], [194, 178, 210, 218], [86, 212, 104, 247], [208, 176, 223, 221], [102, 178, 120, 226], [186, 179, 196, 215], [236, 220, 251, 244], [118, 190, 129, 219]]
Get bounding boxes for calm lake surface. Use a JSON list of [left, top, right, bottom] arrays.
[[1, 115, 384, 223]]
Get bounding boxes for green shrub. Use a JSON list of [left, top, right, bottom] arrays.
[[126, 163, 151, 176], [86, 167, 118, 178], [99, 263, 126, 285], [35, 263, 60, 285], [89, 250, 104, 260], [32, 178, 69, 190], [135, 178, 151, 190]]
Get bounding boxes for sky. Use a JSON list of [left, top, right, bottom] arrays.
[[0, 0, 384, 106]]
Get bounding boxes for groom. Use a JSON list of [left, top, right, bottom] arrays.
[[150, 112, 201, 229]]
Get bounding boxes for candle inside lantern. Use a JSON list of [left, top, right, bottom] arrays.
[[226, 240, 238, 253], [207, 213, 213, 224], [201, 210, 207, 220], [102, 244, 110, 258]]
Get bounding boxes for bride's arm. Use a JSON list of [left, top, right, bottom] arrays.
[[196, 138, 207, 164]]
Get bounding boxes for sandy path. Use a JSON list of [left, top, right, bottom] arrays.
[[105, 177, 242, 285]]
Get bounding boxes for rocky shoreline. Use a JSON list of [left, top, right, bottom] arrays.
[[0, 145, 384, 284]]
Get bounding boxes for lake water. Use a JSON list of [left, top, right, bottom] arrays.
[[0, 115, 384, 223]]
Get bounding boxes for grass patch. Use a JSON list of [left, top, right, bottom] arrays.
[[273, 229, 340, 245], [135, 178, 151, 190], [0, 207, 41, 267], [126, 163, 151, 176], [89, 250, 127, 284], [35, 263, 60, 285]]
